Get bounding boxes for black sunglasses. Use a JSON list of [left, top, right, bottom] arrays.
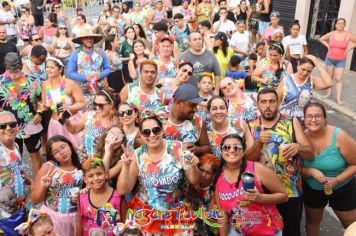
[[118, 109, 134, 117], [93, 102, 108, 109], [141, 127, 162, 137], [0, 121, 17, 130], [221, 144, 243, 152], [181, 68, 193, 76], [32, 38, 40, 42]]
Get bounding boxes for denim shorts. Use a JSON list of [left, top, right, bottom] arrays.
[[325, 57, 346, 68]]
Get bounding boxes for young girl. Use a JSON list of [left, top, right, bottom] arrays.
[[16, 209, 59, 236], [196, 72, 213, 122], [77, 158, 121, 236], [31, 135, 83, 236]]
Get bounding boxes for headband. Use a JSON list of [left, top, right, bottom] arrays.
[[272, 28, 284, 36], [102, 90, 114, 104], [46, 56, 64, 67], [270, 11, 280, 17]]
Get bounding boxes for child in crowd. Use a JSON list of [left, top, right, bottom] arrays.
[[77, 158, 121, 236], [244, 53, 259, 92], [121, 228, 143, 236], [15, 209, 59, 236], [256, 41, 266, 60], [225, 55, 248, 90], [197, 72, 214, 121]]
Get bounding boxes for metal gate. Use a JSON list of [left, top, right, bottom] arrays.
[[306, 0, 341, 59], [273, 0, 297, 35]]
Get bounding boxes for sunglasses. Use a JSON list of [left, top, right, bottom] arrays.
[[221, 144, 243, 152], [32, 38, 40, 42], [141, 127, 162, 137], [118, 109, 134, 117], [0, 121, 17, 130], [93, 102, 109, 109], [181, 68, 193, 76]]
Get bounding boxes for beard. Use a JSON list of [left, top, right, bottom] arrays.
[[261, 108, 278, 121]]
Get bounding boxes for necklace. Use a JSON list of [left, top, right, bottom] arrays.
[[45, 77, 66, 113]]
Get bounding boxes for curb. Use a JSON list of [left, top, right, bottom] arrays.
[[313, 93, 356, 121]]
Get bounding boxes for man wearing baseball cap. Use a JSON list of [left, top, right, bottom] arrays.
[[0, 52, 43, 174], [163, 83, 211, 156]]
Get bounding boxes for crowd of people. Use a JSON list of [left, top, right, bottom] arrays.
[[1, 0, 356, 235]]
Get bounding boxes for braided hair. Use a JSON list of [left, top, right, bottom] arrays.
[[210, 134, 247, 193]]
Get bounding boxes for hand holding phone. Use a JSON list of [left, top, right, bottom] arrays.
[[58, 110, 72, 125]]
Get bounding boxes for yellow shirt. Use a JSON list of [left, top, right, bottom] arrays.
[[213, 47, 234, 78]]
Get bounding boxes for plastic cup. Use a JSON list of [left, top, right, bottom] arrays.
[[241, 172, 255, 191]]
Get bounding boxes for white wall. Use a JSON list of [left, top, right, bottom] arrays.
[[294, 0, 311, 36]]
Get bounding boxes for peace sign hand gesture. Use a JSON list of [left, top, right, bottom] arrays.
[[40, 166, 56, 189], [120, 144, 134, 166]]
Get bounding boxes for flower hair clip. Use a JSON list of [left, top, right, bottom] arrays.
[[15, 209, 48, 234]]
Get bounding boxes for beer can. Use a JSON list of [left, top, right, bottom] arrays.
[[241, 172, 255, 191]]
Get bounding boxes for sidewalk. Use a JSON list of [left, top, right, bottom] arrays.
[[312, 65, 356, 121]]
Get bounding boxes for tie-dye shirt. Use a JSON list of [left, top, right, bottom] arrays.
[[44, 161, 83, 213], [248, 115, 302, 197], [164, 116, 203, 144], [0, 143, 25, 203], [128, 80, 163, 111], [135, 140, 186, 211], [207, 118, 244, 158]]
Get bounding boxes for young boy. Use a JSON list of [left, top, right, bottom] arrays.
[[225, 55, 248, 90]]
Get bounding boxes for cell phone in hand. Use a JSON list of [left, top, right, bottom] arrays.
[[58, 110, 71, 125], [57, 102, 63, 112]]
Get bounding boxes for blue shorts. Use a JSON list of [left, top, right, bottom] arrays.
[[325, 57, 346, 68], [259, 21, 270, 35]]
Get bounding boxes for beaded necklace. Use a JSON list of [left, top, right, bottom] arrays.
[[45, 77, 66, 113]]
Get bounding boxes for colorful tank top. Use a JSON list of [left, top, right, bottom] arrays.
[[23, 58, 47, 82], [80, 189, 121, 236], [152, 56, 177, 81], [280, 74, 313, 120], [77, 111, 106, 163], [77, 49, 104, 94], [135, 140, 186, 211], [248, 116, 301, 197], [0, 143, 25, 202], [327, 32, 349, 60], [172, 24, 190, 52], [227, 94, 258, 122], [207, 118, 244, 158], [128, 80, 163, 111], [261, 57, 288, 89], [216, 161, 283, 235], [126, 130, 138, 151], [152, 10, 165, 22], [164, 116, 203, 144], [44, 161, 83, 213]]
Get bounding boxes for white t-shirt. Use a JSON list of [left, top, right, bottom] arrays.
[[213, 20, 236, 34], [230, 30, 250, 53], [229, 0, 250, 9], [282, 34, 307, 56], [0, 9, 17, 36]]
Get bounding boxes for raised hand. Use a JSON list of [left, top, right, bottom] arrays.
[[40, 166, 56, 189], [258, 125, 271, 144], [120, 144, 134, 166]]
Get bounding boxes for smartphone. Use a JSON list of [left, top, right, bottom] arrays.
[[58, 110, 72, 125], [57, 102, 63, 112]]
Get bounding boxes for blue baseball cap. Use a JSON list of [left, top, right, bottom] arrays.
[[173, 83, 206, 104]]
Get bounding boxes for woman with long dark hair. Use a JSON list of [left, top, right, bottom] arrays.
[[128, 39, 149, 80], [212, 134, 287, 235], [120, 26, 136, 83], [104, 34, 125, 93], [213, 32, 234, 78], [133, 23, 147, 45], [252, 41, 291, 89], [31, 135, 83, 236]]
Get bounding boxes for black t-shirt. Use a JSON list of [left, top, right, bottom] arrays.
[[0, 42, 18, 74], [260, 0, 273, 22], [213, 11, 237, 23]]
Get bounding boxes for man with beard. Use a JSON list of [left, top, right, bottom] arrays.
[[247, 88, 314, 236], [119, 59, 163, 112], [163, 83, 211, 156], [22, 45, 48, 82]]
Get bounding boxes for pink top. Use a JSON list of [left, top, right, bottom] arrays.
[[327, 32, 349, 60], [79, 189, 121, 236], [216, 161, 283, 236]]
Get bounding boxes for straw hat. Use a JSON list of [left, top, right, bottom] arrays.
[[72, 28, 103, 44]]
